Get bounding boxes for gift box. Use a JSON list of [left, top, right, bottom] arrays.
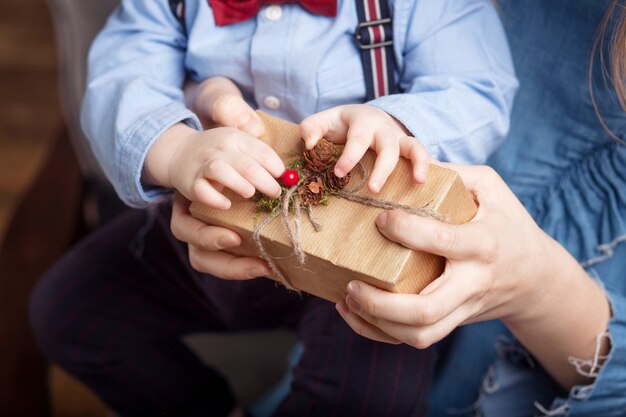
[[190, 112, 477, 302]]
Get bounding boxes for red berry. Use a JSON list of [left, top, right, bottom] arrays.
[[280, 170, 299, 187]]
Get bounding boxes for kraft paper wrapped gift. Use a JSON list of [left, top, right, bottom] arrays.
[[190, 112, 478, 302]]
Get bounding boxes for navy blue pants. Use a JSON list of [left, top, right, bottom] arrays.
[[30, 204, 433, 417]]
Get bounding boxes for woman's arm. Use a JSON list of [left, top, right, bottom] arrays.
[[336, 164, 610, 390]]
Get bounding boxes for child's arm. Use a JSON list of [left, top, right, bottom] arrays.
[[302, 0, 517, 188], [365, 0, 518, 164], [161, 77, 275, 279], [81, 1, 276, 208], [143, 77, 282, 209], [144, 122, 283, 210]]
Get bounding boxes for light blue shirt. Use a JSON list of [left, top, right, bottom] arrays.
[[81, 0, 517, 208]]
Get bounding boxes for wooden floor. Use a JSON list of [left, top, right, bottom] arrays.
[[0, 0, 62, 246]]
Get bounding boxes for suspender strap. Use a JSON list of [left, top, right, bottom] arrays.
[[354, 0, 397, 100], [170, 0, 395, 100]]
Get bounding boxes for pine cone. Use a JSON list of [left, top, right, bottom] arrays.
[[297, 175, 324, 206], [303, 139, 341, 173], [324, 167, 351, 191]]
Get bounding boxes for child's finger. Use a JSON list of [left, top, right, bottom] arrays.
[[300, 107, 349, 149], [368, 137, 400, 193], [190, 177, 232, 210], [203, 161, 256, 199], [232, 156, 282, 198], [334, 123, 372, 178], [237, 135, 285, 178], [400, 136, 430, 183], [213, 94, 265, 137]]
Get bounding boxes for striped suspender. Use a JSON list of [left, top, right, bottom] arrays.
[[354, 0, 397, 100], [170, 0, 396, 100]]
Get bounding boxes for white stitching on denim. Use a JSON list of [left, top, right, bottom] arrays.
[[482, 366, 499, 394], [571, 385, 594, 400], [568, 330, 611, 379], [534, 401, 570, 416], [581, 234, 626, 268], [533, 329, 611, 416]]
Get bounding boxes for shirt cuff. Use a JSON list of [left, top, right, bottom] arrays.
[[367, 95, 441, 160], [117, 102, 202, 208]]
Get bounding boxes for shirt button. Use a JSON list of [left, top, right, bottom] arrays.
[[264, 95, 281, 110], [264, 5, 283, 21]]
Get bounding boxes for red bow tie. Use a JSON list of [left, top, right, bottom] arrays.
[[209, 0, 337, 26]]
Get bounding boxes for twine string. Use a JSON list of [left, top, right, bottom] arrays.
[[336, 191, 442, 220], [252, 210, 297, 290], [252, 163, 443, 290], [306, 205, 322, 231]]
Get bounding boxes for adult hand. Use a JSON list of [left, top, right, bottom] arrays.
[[170, 193, 272, 279], [165, 77, 271, 280], [337, 163, 611, 389], [337, 164, 575, 347]]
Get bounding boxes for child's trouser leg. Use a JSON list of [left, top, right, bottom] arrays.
[[30, 203, 434, 416], [273, 298, 435, 417], [29, 205, 303, 417]]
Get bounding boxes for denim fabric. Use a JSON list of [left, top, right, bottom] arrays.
[[428, 1, 626, 416], [81, 0, 517, 207]]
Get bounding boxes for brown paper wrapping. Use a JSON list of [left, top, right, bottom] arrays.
[[190, 112, 478, 302]]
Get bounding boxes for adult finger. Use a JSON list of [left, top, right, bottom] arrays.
[[438, 163, 501, 196], [212, 94, 265, 137], [346, 275, 477, 326], [300, 107, 348, 149], [368, 133, 399, 193], [346, 296, 478, 349], [188, 245, 272, 280], [376, 210, 492, 260], [171, 193, 242, 250], [336, 301, 402, 344], [232, 155, 282, 198], [399, 136, 429, 183], [237, 135, 285, 178]]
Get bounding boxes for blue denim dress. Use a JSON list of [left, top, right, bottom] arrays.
[[428, 0, 626, 416]]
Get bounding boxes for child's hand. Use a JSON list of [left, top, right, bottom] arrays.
[[185, 76, 265, 137], [300, 104, 430, 193], [166, 126, 285, 209], [146, 77, 284, 210]]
